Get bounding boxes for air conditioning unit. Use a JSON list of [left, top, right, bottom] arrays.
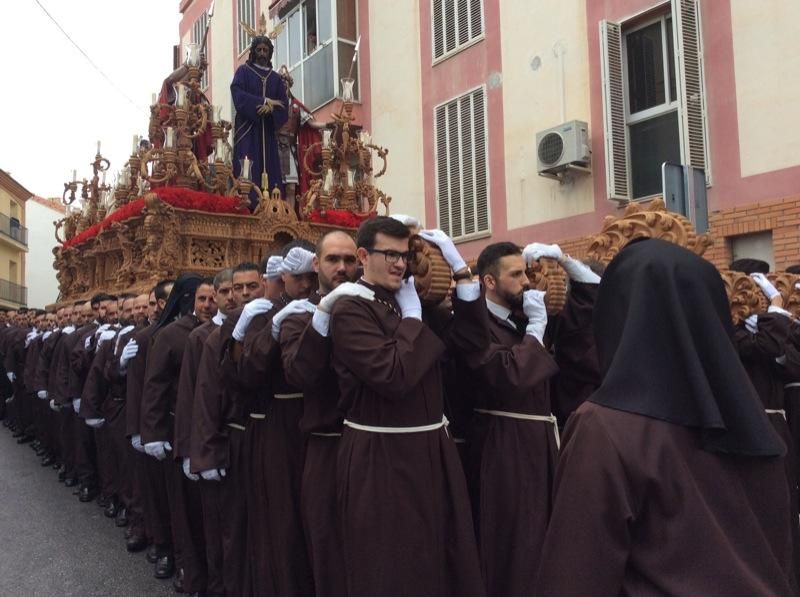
[[536, 120, 591, 176]]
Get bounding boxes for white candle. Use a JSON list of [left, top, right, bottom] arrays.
[[322, 130, 332, 148], [72, 169, 77, 183], [346, 170, 354, 187], [101, 171, 106, 185], [151, 93, 158, 106], [132, 135, 139, 154], [165, 127, 176, 149], [360, 130, 371, 146], [96, 140, 101, 155], [241, 156, 252, 179], [323, 169, 333, 192], [215, 139, 224, 160], [177, 85, 187, 108]]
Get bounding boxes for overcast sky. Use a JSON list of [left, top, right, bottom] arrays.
[[0, 1, 180, 199]]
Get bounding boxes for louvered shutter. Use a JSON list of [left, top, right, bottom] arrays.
[[191, 12, 209, 90], [432, 0, 484, 60], [673, 0, 711, 183], [599, 20, 631, 201], [435, 88, 490, 240]]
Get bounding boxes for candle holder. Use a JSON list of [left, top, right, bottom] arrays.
[[59, 147, 113, 241]]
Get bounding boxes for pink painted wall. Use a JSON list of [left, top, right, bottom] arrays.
[[179, 0, 215, 103]]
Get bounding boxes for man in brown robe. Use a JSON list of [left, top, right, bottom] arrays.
[[191, 261, 267, 597], [173, 268, 231, 597], [329, 217, 483, 597], [273, 230, 360, 597], [536, 239, 795, 596], [141, 276, 214, 593], [124, 279, 175, 575], [226, 244, 317, 595], [4, 309, 32, 443]]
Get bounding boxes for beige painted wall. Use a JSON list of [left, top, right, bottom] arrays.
[[731, 0, 800, 177], [499, 0, 594, 229], [367, 0, 427, 224]]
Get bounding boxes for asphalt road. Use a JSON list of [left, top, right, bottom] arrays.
[[0, 426, 175, 597]]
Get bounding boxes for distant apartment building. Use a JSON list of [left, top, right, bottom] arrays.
[[0, 169, 29, 308], [177, 0, 800, 267], [27, 196, 65, 307]]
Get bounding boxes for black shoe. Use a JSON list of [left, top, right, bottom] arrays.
[[16, 434, 33, 444], [52, 461, 61, 470], [103, 497, 118, 518], [35, 447, 48, 457], [64, 476, 78, 487], [146, 544, 159, 564], [126, 533, 147, 553], [154, 554, 175, 579], [78, 485, 98, 503], [123, 525, 134, 539], [96, 493, 111, 508], [12, 429, 23, 438], [57, 466, 67, 481], [172, 567, 185, 592], [115, 506, 128, 527], [41, 454, 55, 467]]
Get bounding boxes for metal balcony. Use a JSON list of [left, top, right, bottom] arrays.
[[0, 278, 27, 306], [0, 213, 27, 246]]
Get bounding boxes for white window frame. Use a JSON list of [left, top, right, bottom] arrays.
[[433, 84, 492, 243], [272, 0, 360, 112], [431, 0, 486, 66], [238, 0, 257, 57], [622, 13, 683, 200]]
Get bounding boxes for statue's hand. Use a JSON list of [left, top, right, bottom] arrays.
[[257, 103, 272, 116]]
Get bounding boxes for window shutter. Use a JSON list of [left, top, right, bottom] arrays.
[[435, 88, 490, 240], [433, 0, 444, 59], [432, 0, 483, 60], [191, 12, 209, 90], [599, 20, 631, 201], [673, 0, 711, 183]]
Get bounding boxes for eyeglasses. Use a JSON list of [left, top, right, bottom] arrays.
[[366, 248, 415, 265]]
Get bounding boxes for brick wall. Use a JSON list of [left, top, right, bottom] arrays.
[[552, 194, 800, 271]]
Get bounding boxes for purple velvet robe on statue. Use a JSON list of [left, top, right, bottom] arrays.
[[231, 62, 289, 209]]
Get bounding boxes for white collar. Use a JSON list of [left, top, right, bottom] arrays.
[[212, 311, 226, 326], [486, 298, 517, 330]]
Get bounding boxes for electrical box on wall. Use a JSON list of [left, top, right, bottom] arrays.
[[536, 120, 591, 179]]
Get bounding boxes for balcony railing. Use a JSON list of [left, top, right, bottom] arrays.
[[0, 278, 27, 305], [0, 213, 27, 246]]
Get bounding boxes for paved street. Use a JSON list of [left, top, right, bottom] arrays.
[[0, 427, 174, 597]]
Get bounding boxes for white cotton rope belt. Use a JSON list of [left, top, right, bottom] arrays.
[[227, 422, 246, 431], [249, 413, 266, 420], [785, 383, 800, 389], [765, 408, 787, 420], [274, 393, 303, 400], [311, 432, 342, 438], [474, 408, 561, 449], [343, 416, 449, 434]]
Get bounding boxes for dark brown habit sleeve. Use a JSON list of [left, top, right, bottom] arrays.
[[80, 340, 113, 419], [736, 312, 793, 359], [126, 324, 156, 437], [451, 296, 559, 393], [68, 327, 98, 400], [190, 328, 230, 472], [234, 312, 279, 390], [34, 331, 60, 393], [330, 297, 446, 400], [174, 323, 212, 460], [140, 326, 183, 444], [280, 312, 328, 389]]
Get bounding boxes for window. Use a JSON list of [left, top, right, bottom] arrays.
[[731, 232, 774, 269], [600, 0, 710, 201], [432, 0, 484, 62], [434, 87, 490, 241], [238, 0, 257, 56], [272, 0, 357, 112], [191, 11, 209, 90]]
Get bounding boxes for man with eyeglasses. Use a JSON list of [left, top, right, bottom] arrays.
[[269, 229, 370, 596], [328, 216, 483, 597]]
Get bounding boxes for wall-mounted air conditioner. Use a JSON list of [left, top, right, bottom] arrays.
[[536, 120, 591, 178]]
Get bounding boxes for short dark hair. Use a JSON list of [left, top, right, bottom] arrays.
[[90, 293, 114, 306], [120, 293, 137, 301], [477, 242, 522, 279], [356, 216, 410, 250], [154, 279, 175, 302], [729, 258, 770, 275], [213, 268, 233, 289], [198, 277, 215, 287], [233, 262, 260, 276], [281, 239, 315, 257], [786, 264, 800, 275]]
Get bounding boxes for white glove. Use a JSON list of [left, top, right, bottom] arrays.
[[4, 396, 12, 404], [418, 229, 467, 272], [200, 468, 226, 481], [95, 323, 112, 336], [318, 282, 375, 314], [751, 273, 780, 301], [37, 390, 48, 400], [62, 325, 76, 335], [25, 331, 39, 348], [558, 256, 602, 284], [43, 331, 53, 340], [390, 214, 419, 228], [72, 398, 81, 414], [144, 441, 172, 461], [120, 339, 138, 369], [131, 434, 145, 453], [49, 399, 59, 412], [280, 247, 315, 275], [183, 457, 199, 481], [265, 255, 284, 279], [522, 243, 563, 266], [97, 329, 117, 346], [744, 314, 759, 334], [6, 372, 15, 383], [523, 289, 548, 344], [86, 418, 105, 429], [395, 276, 422, 320], [795, 282, 800, 292], [84, 335, 93, 350], [232, 298, 273, 342], [272, 300, 316, 340]]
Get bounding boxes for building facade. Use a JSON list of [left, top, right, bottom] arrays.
[[27, 197, 65, 308], [0, 170, 29, 308], [178, 0, 800, 267]]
